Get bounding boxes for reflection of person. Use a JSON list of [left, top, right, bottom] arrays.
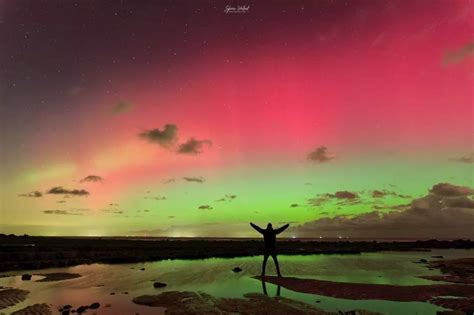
[[261, 277, 281, 297], [250, 222, 290, 277]]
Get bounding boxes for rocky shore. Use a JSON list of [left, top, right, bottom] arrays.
[[0, 288, 29, 310], [132, 290, 382, 315], [1, 235, 472, 272]]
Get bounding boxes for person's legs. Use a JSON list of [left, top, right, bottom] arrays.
[[271, 253, 282, 277], [261, 253, 269, 276]]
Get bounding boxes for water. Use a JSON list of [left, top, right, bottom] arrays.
[[1, 249, 472, 315]]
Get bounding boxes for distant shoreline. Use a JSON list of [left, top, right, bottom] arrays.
[[1, 234, 470, 241], [0, 235, 472, 272]]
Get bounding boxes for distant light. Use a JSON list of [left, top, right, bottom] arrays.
[[338, 236, 342, 239], [291, 236, 296, 239], [319, 236, 323, 239]]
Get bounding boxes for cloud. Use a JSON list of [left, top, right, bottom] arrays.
[[46, 186, 90, 196], [372, 190, 386, 198], [198, 205, 213, 210], [443, 42, 474, 65], [450, 153, 474, 164], [216, 194, 237, 202], [144, 196, 166, 200], [42, 210, 83, 216], [307, 146, 335, 163], [18, 191, 42, 198], [332, 191, 358, 199], [308, 190, 359, 206], [372, 190, 411, 198], [429, 183, 474, 197], [177, 138, 212, 155], [139, 124, 178, 148], [111, 100, 134, 115], [80, 175, 104, 183], [183, 176, 205, 183], [295, 182, 474, 238]]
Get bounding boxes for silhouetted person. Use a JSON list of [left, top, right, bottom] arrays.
[[250, 222, 289, 277]]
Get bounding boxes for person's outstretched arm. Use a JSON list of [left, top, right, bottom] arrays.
[[275, 223, 290, 234], [250, 222, 265, 234]]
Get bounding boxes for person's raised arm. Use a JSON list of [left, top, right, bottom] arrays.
[[275, 223, 290, 234], [250, 222, 265, 234]]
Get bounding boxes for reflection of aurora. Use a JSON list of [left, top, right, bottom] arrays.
[[2, 251, 471, 315]]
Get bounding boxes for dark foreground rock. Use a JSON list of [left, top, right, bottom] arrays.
[[76, 305, 88, 313], [153, 281, 167, 288], [233, 267, 243, 272], [431, 297, 474, 314], [11, 303, 51, 315], [420, 258, 474, 284], [21, 274, 32, 280], [132, 290, 381, 315], [89, 302, 100, 309], [0, 288, 29, 310], [35, 273, 82, 282]]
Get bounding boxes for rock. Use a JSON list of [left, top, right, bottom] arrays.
[[153, 282, 167, 288], [431, 297, 474, 314], [76, 305, 88, 313], [232, 267, 243, 273], [110, 292, 115, 295], [89, 302, 100, 309], [123, 291, 129, 294], [11, 303, 51, 315], [432, 255, 444, 258], [140, 268, 145, 271], [0, 288, 29, 310], [420, 258, 474, 284], [419, 259, 428, 263], [21, 274, 32, 280], [63, 304, 72, 309]]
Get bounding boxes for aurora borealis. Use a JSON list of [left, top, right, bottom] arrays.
[[0, 0, 473, 237]]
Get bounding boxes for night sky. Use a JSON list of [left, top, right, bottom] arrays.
[[0, 0, 473, 237]]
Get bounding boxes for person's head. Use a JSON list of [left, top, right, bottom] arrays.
[[267, 223, 273, 230]]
